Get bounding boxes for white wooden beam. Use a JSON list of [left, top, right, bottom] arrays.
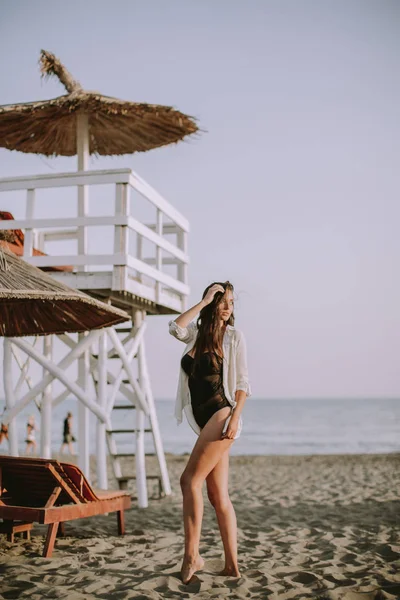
[[0, 169, 133, 191], [3, 331, 109, 427], [40, 335, 53, 458], [78, 331, 91, 479], [134, 310, 148, 508], [129, 171, 189, 232], [58, 334, 137, 406], [126, 255, 189, 295], [77, 111, 89, 274], [107, 328, 149, 414], [140, 331, 172, 496], [96, 331, 108, 489], [0, 216, 129, 231], [23, 189, 35, 258], [105, 322, 147, 413], [155, 209, 163, 304], [3, 340, 18, 456]]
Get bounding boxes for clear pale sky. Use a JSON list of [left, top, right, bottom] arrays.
[[0, 0, 399, 400]]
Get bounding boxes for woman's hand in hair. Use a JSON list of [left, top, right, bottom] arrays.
[[202, 284, 225, 306]]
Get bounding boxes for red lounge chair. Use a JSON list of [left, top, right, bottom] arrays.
[[0, 211, 73, 272], [0, 455, 131, 557]]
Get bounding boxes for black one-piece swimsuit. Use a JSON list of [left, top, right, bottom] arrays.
[[180, 351, 231, 429]]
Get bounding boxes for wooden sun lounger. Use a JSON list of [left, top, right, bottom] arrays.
[[0, 455, 132, 557]]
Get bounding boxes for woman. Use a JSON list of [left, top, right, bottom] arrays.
[[169, 281, 251, 584]]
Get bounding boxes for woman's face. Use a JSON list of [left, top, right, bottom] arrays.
[[217, 289, 234, 322]]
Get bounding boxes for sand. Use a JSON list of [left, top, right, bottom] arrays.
[[0, 452, 399, 600]]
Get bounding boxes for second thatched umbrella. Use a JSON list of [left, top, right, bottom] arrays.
[[0, 246, 130, 337], [0, 50, 199, 159]]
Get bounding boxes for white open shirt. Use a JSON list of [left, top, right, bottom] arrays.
[[168, 319, 252, 439]]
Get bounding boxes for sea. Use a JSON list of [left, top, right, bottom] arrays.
[[1, 397, 399, 457]]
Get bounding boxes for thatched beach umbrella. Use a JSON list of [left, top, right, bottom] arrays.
[[0, 50, 199, 160], [0, 246, 130, 337]]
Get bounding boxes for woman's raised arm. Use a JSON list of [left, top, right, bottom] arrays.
[[168, 283, 225, 343]]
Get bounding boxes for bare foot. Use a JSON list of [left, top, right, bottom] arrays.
[[217, 565, 241, 577], [180, 554, 205, 584]]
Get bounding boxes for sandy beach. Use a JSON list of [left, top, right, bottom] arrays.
[[0, 452, 399, 600]]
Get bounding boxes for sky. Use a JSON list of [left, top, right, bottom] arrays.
[[0, 0, 399, 400]]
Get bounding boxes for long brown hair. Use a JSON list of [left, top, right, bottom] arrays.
[[191, 281, 235, 375]]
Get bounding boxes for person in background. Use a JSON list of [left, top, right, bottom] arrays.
[[60, 412, 76, 455], [25, 415, 37, 455], [0, 408, 8, 447]]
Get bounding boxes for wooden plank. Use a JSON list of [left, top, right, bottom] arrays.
[[0, 521, 33, 534], [45, 486, 62, 509], [47, 464, 82, 505], [0, 168, 189, 231], [43, 495, 131, 523], [127, 216, 188, 263], [24, 253, 127, 268], [0, 506, 42, 523], [126, 255, 189, 295], [23, 189, 35, 258], [129, 172, 189, 232], [0, 215, 130, 231], [117, 510, 125, 535], [144, 223, 181, 235], [0, 495, 131, 525], [0, 169, 132, 191], [43, 522, 59, 557]]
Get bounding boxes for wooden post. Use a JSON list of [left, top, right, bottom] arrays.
[[177, 229, 188, 311], [96, 331, 108, 490], [24, 189, 35, 258], [140, 329, 171, 496], [136, 234, 143, 283], [40, 335, 53, 458], [3, 340, 18, 456], [112, 183, 130, 291], [155, 209, 163, 304], [134, 310, 148, 508], [78, 332, 90, 480]]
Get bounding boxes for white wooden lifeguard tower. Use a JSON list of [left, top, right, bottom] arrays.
[[0, 51, 196, 508]]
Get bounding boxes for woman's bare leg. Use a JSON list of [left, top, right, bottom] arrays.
[[180, 406, 234, 584], [206, 450, 240, 576]]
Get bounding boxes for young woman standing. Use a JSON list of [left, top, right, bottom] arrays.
[[169, 281, 251, 584]]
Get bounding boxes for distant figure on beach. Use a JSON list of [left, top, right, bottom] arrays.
[[25, 415, 37, 455], [169, 281, 251, 584], [0, 408, 8, 447], [60, 412, 76, 455]]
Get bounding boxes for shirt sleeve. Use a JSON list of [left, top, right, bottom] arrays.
[[235, 330, 252, 397], [168, 319, 198, 344]]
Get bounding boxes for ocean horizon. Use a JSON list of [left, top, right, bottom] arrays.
[[1, 397, 399, 457]]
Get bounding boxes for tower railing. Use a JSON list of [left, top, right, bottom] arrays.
[[0, 168, 189, 313]]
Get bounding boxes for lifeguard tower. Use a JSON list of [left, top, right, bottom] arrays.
[[0, 51, 197, 508]]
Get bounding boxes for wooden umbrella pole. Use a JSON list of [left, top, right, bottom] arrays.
[[77, 111, 90, 474], [77, 111, 89, 272]]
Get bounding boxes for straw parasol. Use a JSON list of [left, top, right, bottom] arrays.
[[0, 245, 130, 337], [0, 50, 199, 158]]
